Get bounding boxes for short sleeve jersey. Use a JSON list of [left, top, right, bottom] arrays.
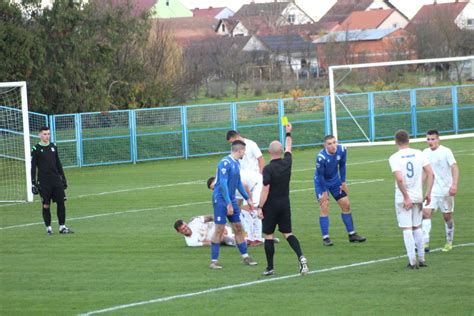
[[184, 217, 215, 247], [262, 152, 292, 205], [239, 138, 262, 173], [423, 145, 456, 197], [213, 155, 244, 203], [314, 145, 347, 190], [389, 148, 429, 203]]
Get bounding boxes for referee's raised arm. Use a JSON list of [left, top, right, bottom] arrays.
[[285, 123, 292, 154]]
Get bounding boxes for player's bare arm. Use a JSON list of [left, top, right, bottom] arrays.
[[449, 163, 459, 196], [393, 171, 413, 209], [285, 123, 292, 153], [423, 164, 434, 205]]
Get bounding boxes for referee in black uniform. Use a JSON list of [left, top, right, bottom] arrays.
[[31, 126, 73, 235], [257, 122, 308, 276]]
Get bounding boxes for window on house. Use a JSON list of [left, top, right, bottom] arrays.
[[467, 19, 474, 26], [166, 0, 169, 6], [287, 14, 295, 24], [222, 24, 225, 32], [392, 23, 398, 28], [394, 37, 405, 44]]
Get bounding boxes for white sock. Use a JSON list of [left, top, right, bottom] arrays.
[[59, 225, 65, 230], [445, 220, 454, 244], [403, 230, 416, 265], [413, 228, 425, 262], [47, 226, 52, 232], [422, 219, 431, 245]]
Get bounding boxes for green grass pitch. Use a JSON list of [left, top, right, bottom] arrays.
[[1, 138, 473, 315]]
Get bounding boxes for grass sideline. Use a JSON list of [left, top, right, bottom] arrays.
[[1, 138, 473, 315]]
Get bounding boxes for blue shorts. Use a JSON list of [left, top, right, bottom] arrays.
[[314, 179, 347, 201], [213, 199, 241, 224]]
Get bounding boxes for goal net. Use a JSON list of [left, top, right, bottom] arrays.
[[0, 82, 33, 202], [328, 56, 474, 144]]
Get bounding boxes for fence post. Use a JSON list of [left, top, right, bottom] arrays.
[[129, 110, 137, 163], [75, 113, 83, 167], [324, 96, 331, 136], [181, 106, 189, 159], [410, 89, 417, 137], [278, 99, 285, 144], [231, 102, 237, 130], [451, 86, 459, 134], [368, 92, 375, 142]]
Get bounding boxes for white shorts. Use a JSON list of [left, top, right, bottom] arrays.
[[423, 196, 454, 213], [395, 203, 423, 228]]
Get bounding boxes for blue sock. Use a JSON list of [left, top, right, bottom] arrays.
[[341, 213, 355, 234], [211, 242, 220, 261], [237, 242, 248, 255], [319, 216, 329, 238]]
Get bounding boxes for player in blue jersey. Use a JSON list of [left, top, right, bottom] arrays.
[[209, 140, 258, 269], [314, 135, 366, 246]]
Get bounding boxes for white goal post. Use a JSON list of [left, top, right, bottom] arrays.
[[328, 55, 474, 141], [0, 81, 33, 202]]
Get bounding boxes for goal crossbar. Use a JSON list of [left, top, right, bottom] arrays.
[[328, 55, 474, 140]]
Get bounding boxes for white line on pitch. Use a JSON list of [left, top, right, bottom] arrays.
[[0, 180, 382, 231], [293, 149, 473, 173], [69, 180, 204, 199], [291, 179, 384, 193], [78, 242, 474, 316], [0, 201, 209, 231]]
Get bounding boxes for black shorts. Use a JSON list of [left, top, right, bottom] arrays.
[[262, 202, 292, 235], [39, 180, 65, 205]]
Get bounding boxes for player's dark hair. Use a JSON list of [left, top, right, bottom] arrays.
[[207, 176, 215, 189], [395, 129, 410, 145], [324, 135, 335, 142], [231, 140, 246, 152], [174, 219, 184, 231], [426, 129, 439, 137], [39, 126, 50, 132], [226, 130, 240, 141]]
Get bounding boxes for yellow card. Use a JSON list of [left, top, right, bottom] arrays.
[[281, 116, 288, 126]]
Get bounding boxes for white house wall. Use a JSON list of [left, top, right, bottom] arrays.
[[215, 8, 235, 20], [378, 11, 409, 29], [282, 3, 313, 24], [455, 2, 474, 30]]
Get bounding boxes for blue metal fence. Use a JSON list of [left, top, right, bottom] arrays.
[[46, 84, 473, 168]]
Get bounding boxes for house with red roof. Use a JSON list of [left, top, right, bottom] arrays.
[[192, 6, 234, 20], [406, 1, 473, 31], [336, 8, 408, 31]]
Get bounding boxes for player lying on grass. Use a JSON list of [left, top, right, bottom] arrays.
[[174, 216, 236, 247]]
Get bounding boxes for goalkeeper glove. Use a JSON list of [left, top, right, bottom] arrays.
[[61, 176, 68, 190], [32, 182, 39, 195]]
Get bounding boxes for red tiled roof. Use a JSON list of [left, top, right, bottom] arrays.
[[406, 1, 468, 31], [336, 9, 395, 30], [319, 0, 374, 24], [157, 16, 218, 45], [192, 7, 226, 18]]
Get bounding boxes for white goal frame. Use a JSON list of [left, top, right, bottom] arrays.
[[0, 81, 33, 202], [328, 55, 474, 141]]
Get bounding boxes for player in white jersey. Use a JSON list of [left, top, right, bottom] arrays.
[[389, 130, 434, 269], [174, 216, 235, 247], [422, 130, 459, 253], [207, 170, 265, 246], [226, 130, 265, 173]]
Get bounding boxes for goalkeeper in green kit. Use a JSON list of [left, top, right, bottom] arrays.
[[31, 126, 73, 235]]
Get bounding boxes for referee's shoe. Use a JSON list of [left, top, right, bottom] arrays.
[[348, 232, 366, 243], [59, 226, 74, 234]]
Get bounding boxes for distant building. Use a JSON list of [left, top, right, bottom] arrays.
[[192, 7, 234, 20]]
